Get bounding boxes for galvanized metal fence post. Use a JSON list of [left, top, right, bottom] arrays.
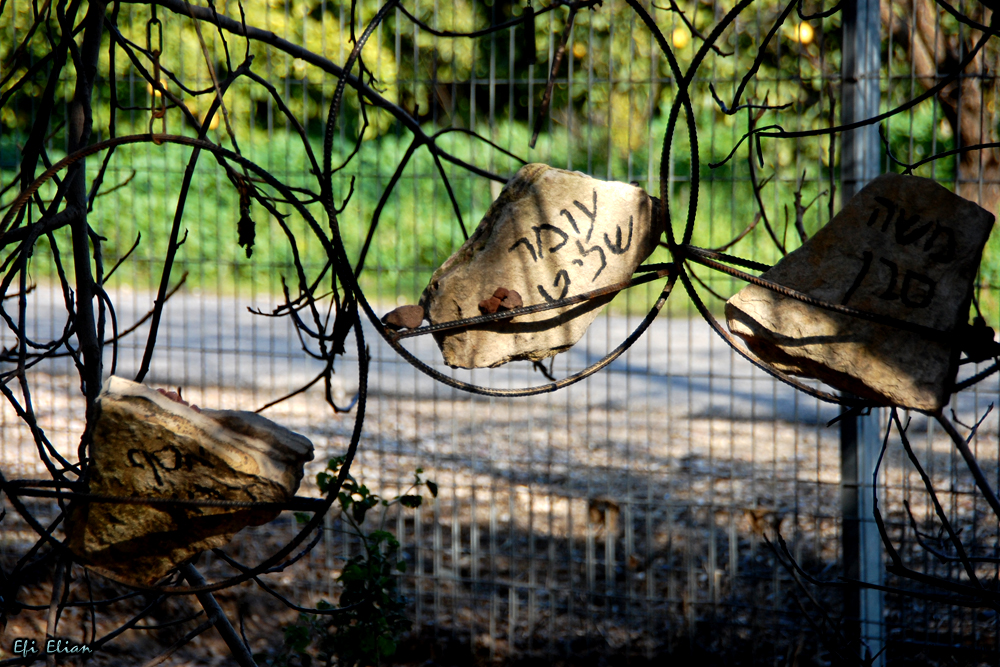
[[841, 0, 886, 663]]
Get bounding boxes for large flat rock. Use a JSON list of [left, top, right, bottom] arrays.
[[726, 173, 994, 412], [66, 376, 314, 585], [421, 164, 662, 368]]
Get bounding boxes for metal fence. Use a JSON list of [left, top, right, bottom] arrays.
[[1, 0, 999, 664]]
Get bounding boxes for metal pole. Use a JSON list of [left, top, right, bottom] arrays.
[[181, 563, 258, 667], [841, 0, 885, 663]]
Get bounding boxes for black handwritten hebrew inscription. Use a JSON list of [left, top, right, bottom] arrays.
[[604, 215, 634, 255], [727, 172, 994, 411], [127, 445, 216, 486], [575, 240, 607, 281], [422, 163, 662, 369], [538, 269, 571, 303], [842, 196, 953, 309], [507, 188, 636, 298]]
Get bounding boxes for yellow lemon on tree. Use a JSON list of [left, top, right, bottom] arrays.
[[672, 27, 690, 49], [795, 22, 814, 45]]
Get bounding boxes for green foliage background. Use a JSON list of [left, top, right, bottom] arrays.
[[1, 0, 997, 319]]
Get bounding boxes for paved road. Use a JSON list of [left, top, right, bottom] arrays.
[[2, 284, 996, 428]]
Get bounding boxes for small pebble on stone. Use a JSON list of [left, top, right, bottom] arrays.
[[156, 387, 201, 412], [500, 289, 523, 310], [479, 296, 502, 314], [382, 304, 425, 330]]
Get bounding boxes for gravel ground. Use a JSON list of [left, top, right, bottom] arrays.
[[2, 285, 999, 665]]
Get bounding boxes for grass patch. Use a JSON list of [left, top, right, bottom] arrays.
[[3, 118, 998, 326]]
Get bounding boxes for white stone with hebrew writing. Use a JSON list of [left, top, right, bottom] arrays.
[[420, 164, 662, 369], [726, 173, 994, 412], [66, 376, 314, 585]]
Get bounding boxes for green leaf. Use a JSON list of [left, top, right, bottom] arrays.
[[399, 494, 422, 508], [396, 560, 407, 572], [369, 530, 395, 544], [426, 480, 438, 498], [294, 512, 311, 525], [376, 635, 397, 656], [352, 502, 369, 524], [316, 472, 332, 492], [338, 492, 352, 510], [339, 563, 367, 583], [283, 623, 312, 653]]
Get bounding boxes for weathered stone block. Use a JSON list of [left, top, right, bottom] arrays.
[[726, 173, 994, 411], [421, 164, 662, 368], [66, 376, 314, 585]]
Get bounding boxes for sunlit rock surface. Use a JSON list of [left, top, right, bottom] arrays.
[[726, 173, 994, 412], [421, 164, 662, 369], [66, 376, 313, 585]]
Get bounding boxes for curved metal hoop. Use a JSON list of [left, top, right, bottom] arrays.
[[2, 133, 367, 595]]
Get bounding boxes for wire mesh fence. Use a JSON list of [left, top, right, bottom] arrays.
[[1, 0, 999, 664]]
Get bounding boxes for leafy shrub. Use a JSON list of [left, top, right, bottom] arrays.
[[266, 458, 436, 667]]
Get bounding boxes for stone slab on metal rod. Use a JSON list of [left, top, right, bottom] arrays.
[[420, 163, 663, 369], [726, 173, 994, 412], [66, 376, 314, 586]]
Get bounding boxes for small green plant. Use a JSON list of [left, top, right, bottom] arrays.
[[267, 458, 437, 667]]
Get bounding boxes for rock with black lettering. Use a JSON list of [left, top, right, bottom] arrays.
[[726, 173, 994, 411], [420, 164, 662, 368], [66, 376, 314, 586]]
